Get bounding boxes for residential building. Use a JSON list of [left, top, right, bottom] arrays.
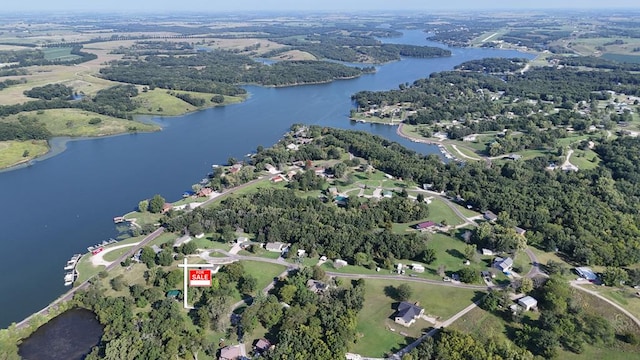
[[265, 242, 286, 253], [414, 221, 437, 230], [483, 211, 498, 222], [394, 301, 425, 327], [219, 344, 246, 360], [518, 296, 538, 311], [494, 257, 514, 272]]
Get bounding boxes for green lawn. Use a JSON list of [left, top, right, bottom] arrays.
[[427, 198, 466, 226], [570, 149, 600, 170], [123, 210, 163, 227], [351, 278, 481, 357], [0, 140, 48, 169], [74, 254, 105, 285], [448, 306, 510, 341], [102, 243, 140, 262], [241, 261, 286, 291]]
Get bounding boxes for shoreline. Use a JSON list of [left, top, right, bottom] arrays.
[[394, 123, 460, 161]]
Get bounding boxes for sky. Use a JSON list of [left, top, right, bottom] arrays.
[[1, 0, 638, 12]]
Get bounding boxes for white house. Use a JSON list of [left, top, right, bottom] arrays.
[[411, 264, 425, 273], [265, 242, 286, 253], [518, 296, 538, 311]]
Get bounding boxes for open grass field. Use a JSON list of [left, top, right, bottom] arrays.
[[0, 140, 48, 169], [570, 148, 600, 170], [448, 306, 510, 341], [3, 109, 158, 137], [350, 278, 481, 357], [579, 284, 640, 322], [133, 89, 245, 116], [42, 47, 82, 61], [426, 198, 466, 226], [241, 261, 286, 291]]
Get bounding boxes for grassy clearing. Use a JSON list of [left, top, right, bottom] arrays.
[[102, 243, 139, 262], [123, 210, 163, 227], [42, 47, 81, 61], [351, 278, 480, 357], [427, 198, 466, 226], [133, 89, 245, 116], [448, 306, 510, 341], [241, 261, 286, 291], [579, 284, 640, 321], [74, 254, 105, 284], [571, 149, 600, 170], [3, 109, 158, 137], [0, 140, 48, 169]]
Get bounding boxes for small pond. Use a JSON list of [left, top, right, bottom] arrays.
[[18, 308, 104, 360]]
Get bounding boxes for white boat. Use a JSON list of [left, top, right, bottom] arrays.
[[64, 279, 74, 287], [63, 262, 75, 271]]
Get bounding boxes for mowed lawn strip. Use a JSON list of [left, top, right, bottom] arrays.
[[351, 278, 481, 357]]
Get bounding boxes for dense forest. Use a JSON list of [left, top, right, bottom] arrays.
[[162, 187, 431, 267], [99, 50, 373, 91]]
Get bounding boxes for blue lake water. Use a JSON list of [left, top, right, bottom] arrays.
[[0, 30, 532, 327]]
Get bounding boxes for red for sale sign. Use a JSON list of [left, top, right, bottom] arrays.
[[189, 269, 212, 287]]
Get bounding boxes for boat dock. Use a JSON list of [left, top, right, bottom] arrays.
[[62, 254, 81, 286]]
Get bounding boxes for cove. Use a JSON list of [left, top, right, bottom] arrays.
[[18, 308, 104, 360], [0, 30, 533, 327]]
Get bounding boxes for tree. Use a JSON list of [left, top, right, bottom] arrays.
[[148, 194, 165, 213], [602, 267, 629, 287], [239, 275, 257, 295], [421, 248, 436, 264], [480, 290, 501, 312], [416, 193, 425, 203], [457, 267, 479, 283], [156, 249, 174, 267], [396, 283, 413, 301], [279, 284, 297, 304], [463, 244, 476, 261], [312, 265, 326, 281], [519, 277, 534, 294], [180, 241, 198, 255], [140, 247, 156, 268], [138, 200, 148, 213], [222, 262, 244, 282]]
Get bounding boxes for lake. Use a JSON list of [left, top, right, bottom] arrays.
[[18, 308, 104, 360], [0, 30, 532, 327]]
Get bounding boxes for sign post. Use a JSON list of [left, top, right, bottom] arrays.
[[178, 258, 215, 309]]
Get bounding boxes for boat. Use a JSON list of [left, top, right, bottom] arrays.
[[63, 271, 76, 286]]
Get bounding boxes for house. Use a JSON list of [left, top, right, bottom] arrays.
[[514, 227, 526, 236], [286, 143, 299, 151], [482, 248, 495, 256], [328, 187, 339, 196], [297, 249, 306, 257], [229, 163, 243, 174], [306, 279, 326, 293], [483, 211, 498, 222], [236, 237, 248, 244], [481, 270, 496, 279], [494, 257, 514, 272], [414, 221, 437, 230], [334, 259, 348, 268], [254, 338, 272, 353], [314, 167, 326, 176], [575, 267, 598, 281], [162, 203, 173, 214], [412, 264, 425, 273], [518, 296, 538, 311], [219, 344, 246, 360], [383, 190, 393, 198], [197, 187, 213, 197], [506, 154, 522, 160], [271, 174, 286, 183], [394, 301, 425, 327], [265, 242, 286, 253]]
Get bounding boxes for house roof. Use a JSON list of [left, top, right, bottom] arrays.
[[514, 226, 526, 235], [255, 339, 271, 351], [415, 221, 436, 229], [484, 211, 498, 220], [220, 345, 243, 360], [265, 242, 285, 251], [166, 290, 181, 298], [518, 296, 538, 308], [576, 267, 598, 281], [496, 257, 513, 271], [396, 301, 423, 323]]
